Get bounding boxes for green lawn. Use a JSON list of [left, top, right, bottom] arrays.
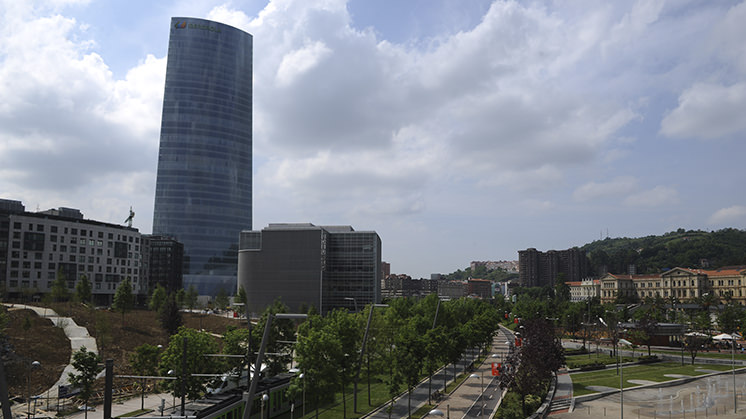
[[570, 362, 734, 396], [565, 353, 635, 368]]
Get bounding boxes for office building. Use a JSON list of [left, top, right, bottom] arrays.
[[152, 17, 253, 296], [143, 235, 184, 293], [518, 247, 590, 287], [0, 199, 145, 305], [238, 223, 382, 315]]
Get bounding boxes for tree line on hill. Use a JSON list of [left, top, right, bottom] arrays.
[[583, 228, 746, 275]]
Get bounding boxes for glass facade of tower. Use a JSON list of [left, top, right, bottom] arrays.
[[153, 18, 252, 296]]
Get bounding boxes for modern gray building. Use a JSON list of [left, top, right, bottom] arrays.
[[238, 224, 382, 315], [0, 199, 145, 305], [152, 17, 253, 296]]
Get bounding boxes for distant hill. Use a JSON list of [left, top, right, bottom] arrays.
[[581, 228, 746, 275]]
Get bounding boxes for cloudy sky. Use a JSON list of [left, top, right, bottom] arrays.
[[1, 0, 745, 278]]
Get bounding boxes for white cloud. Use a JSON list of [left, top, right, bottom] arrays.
[[624, 186, 679, 207], [0, 0, 164, 230], [708, 205, 746, 226], [573, 177, 638, 202], [660, 82, 746, 140]]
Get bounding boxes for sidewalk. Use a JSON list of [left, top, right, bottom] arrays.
[[426, 327, 514, 418]]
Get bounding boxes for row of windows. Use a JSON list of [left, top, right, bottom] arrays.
[[13, 222, 139, 243]]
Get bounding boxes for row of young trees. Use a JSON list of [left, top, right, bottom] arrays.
[[293, 295, 500, 417], [123, 295, 501, 418]]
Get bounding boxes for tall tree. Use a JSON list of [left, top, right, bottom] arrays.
[[215, 288, 229, 311], [76, 274, 92, 304], [50, 268, 70, 302], [112, 278, 134, 326], [149, 284, 167, 312], [159, 327, 220, 399], [130, 344, 161, 409], [68, 347, 102, 419], [499, 318, 564, 416], [185, 285, 199, 311], [159, 293, 183, 335]]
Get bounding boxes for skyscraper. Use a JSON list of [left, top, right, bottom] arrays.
[[153, 18, 252, 296]]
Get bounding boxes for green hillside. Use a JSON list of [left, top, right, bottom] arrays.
[[581, 228, 746, 275]]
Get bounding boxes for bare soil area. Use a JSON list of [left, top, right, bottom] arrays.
[[1, 303, 246, 400]]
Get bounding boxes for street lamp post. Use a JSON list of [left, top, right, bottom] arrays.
[[261, 393, 269, 419], [344, 297, 358, 312], [470, 372, 485, 416], [599, 317, 625, 419], [299, 373, 305, 417], [27, 360, 40, 419], [353, 303, 388, 413], [732, 333, 737, 414]]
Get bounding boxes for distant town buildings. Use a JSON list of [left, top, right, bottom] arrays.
[[470, 260, 518, 272], [152, 17, 253, 296], [518, 247, 590, 287], [0, 199, 147, 305], [238, 223, 381, 315]]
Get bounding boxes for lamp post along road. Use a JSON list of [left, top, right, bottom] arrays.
[[243, 313, 307, 419], [353, 303, 387, 413]]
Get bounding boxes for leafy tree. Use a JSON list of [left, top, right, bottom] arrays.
[[95, 310, 112, 360], [251, 299, 296, 377], [68, 347, 102, 419], [499, 318, 564, 415], [215, 288, 229, 311], [176, 288, 186, 308], [393, 320, 425, 417], [50, 268, 70, 302], [632, 307, 658, 356], [684, 333, 708, 365], [76, 274, 92, 304], [112, 278, 134, 326], [236, 286, 247, 309], [130, 344, 161, 409], [149, 284, 167, 312], [717, 304, 745, 334], [222, 327, 253, 388], [159, 327, 220, 399], [295, 314, 344, 417], [159, 292, 183, 335], [185, 285, 199, 310]]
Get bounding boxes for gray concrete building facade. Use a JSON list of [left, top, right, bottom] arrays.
[[238, 223, 381, 315]]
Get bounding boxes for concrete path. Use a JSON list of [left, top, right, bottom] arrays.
[[3, 304, 98, 398], [424, 327, 515, 418]]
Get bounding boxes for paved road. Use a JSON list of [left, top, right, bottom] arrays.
[[424, 326, 515, 419]]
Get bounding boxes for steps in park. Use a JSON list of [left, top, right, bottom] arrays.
[[548, 397, 572, 415]]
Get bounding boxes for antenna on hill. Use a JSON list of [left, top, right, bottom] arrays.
[[124, 206, 135, 228]]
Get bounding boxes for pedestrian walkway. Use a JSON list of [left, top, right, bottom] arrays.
[[3, 303, 98, 418], [425, 327, 515, 418], [548, 369, 572, 415]]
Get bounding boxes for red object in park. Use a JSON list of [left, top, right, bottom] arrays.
[[514, 318, 519, 324], [515, 338, 522, 347], [504, 313, 509, 319]]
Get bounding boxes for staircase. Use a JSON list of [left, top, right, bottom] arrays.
[[548, 397, 572, 415]]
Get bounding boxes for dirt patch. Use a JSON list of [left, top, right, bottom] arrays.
[[2, 307, 70, 398], [1, 303, 246, 399]]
